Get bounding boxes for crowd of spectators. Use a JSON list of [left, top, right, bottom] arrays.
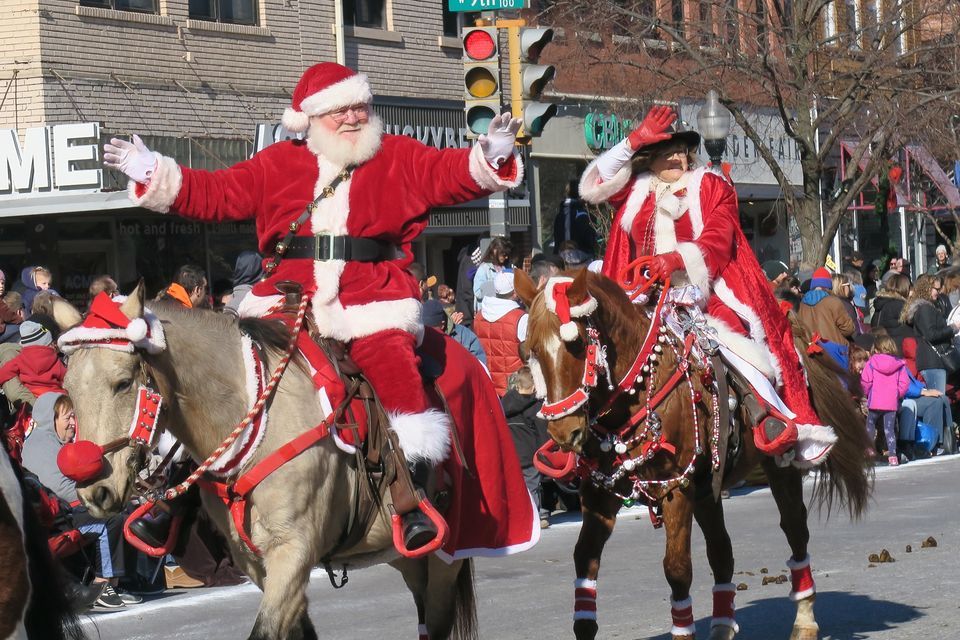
[[772, 248, 960, 465], [0, 261, 250, 614]]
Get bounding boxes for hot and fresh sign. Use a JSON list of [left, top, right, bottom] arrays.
[[0, 122, 102, 199], [447, 0, 525, 12]]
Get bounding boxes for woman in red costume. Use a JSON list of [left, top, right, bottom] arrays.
[[579, 106, 835, 467]]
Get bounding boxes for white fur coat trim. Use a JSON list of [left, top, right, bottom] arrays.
[[127, 154, 182, 213], [206, 335, 269, 476], [713, 277, 783, 386], [706, 315, 776, 382], [618, 173, 653, 233], [312, 296, 423, 342], [792, 423, 837, 470], [578, 158, 633, 204], [675, 242, 711, 299], [236, 290, 422, 342], [684, 166, 709, 236], [468, 143, 524, 191], [388, 409, 451, 465], [310, 156, 352, 238]]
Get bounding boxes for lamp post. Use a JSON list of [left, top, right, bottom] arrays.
[[696, 89, 732, 167]]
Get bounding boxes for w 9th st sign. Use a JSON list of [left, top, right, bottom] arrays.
[[0, 122, 102, 199], [447, 0, 525, 12]]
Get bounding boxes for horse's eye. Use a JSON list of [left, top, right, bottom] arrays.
[[114, 379, 134, 394]]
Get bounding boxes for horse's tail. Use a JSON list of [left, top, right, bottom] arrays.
[[792, 317, 872, 519], [17, 467, 86, 640], [451, 559, 477, 640]]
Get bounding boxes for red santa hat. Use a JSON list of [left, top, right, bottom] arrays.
[[543, 277, 598, 342], [58, 292, 166, 354], [281, 63, 373, 133]]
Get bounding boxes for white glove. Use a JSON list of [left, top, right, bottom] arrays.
[[478, 112, 521, 168], [103, 134, 158, 183], [595, 139, 635, 181]]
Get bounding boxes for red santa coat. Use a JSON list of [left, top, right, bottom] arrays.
[[130, 134, 521, 342], [580, 162, 822, 429]]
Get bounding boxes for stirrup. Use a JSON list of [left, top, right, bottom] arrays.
[[123, 500, 184, 557], [752, 413, 798, 457], [389, 491, 448, 559]]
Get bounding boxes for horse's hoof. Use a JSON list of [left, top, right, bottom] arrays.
[[573, 618, 598, 640], [789, 626, 818, 640], [708, 623, 737, 640]]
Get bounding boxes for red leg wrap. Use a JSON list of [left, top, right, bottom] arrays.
[[787, 554, 816, 601], [670, 597, 695, 636], [711, 583, 740, 632], [574, 578, 598, 621], [417, 623, 428, 639]]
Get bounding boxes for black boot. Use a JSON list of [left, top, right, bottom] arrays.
[[129, 509, 173, 548], [401, 460, 439, 551]]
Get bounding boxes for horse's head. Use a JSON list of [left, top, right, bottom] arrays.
[[54, 284, 153, 517], [516, 268, 599, 453]]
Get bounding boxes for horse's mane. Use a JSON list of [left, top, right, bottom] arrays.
[[149, 300, 291, 353]]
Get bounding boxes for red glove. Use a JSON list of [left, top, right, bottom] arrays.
[[647, 252, 684, 283], [627, 105, 677, 151]]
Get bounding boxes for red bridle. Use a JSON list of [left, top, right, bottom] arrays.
[[538, 276, 672, 423]]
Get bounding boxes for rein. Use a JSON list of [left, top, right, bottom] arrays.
[[538, 261, 723, 513]]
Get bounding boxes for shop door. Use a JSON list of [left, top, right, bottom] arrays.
[[57, 239, 116, 309]]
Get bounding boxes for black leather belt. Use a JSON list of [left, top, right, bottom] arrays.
[[283, 235, 403, 262]]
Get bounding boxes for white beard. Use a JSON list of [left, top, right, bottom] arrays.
[[306, 114, 383, 168]]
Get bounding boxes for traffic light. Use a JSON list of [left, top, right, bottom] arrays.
[[515, 27, 557, 137], [462, 27, 501, 138]]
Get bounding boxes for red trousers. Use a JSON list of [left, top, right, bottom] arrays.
[[348, 329, 430, 417]]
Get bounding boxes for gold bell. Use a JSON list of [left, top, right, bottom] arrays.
[[275, 242, 287, 255], [290, 220, 302, 231], [322, 186, 335, 198], [265, 260, 278, 272]]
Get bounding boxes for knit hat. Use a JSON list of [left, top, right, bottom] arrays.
[[421, 300, 447, 328], [493, 271, 515, 296], [810, 267, 832, 290], [281, 63, 373, 133], [761, 260, 790, 282], [20, 320, 51, 346]]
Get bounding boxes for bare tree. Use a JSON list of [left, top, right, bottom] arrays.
[[539, 0, 960, 269]]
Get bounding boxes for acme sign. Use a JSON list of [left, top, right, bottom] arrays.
[[0, 122, 102, 199]]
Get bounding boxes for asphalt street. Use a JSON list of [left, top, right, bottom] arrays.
[[81, 455, 960, 639]]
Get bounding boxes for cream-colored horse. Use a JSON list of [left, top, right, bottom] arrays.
[[53, 286, 474, 640]]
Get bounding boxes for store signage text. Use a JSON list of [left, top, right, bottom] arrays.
[[0, 123, 101, 197], [584, 112, 634, 151], [254, 122, 470, 155]]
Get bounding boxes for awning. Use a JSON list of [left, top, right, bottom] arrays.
[[0, 190, 135, 218]]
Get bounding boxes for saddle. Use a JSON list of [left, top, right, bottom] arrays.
[[275, 282, 452, 561]]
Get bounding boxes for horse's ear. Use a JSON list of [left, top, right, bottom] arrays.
[[51, 298, 82, 331], [514, 269, 539, 308], [120, 279, 146, 320], [567, 268, 589, 307]]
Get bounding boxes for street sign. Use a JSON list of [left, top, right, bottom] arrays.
[[447, 0, 525, 13]]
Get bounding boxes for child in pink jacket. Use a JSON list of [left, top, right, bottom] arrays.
[[860, 335, 910, 465]]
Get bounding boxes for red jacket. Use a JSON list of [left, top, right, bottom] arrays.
[[474, 308, 524, 396], [131, 134, 520, 343], [0, 345, 66, 398]]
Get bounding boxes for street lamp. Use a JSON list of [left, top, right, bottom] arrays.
[[697, 89, 732, 167]]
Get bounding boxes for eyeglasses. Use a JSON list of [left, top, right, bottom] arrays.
[[327, 104, 370, 123]]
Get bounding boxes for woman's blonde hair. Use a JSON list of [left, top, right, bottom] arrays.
[[831, 273, 852, 299]]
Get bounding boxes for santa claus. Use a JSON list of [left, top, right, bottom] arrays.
[[580, 105, 835, 467], [104, 62, 524, 548]]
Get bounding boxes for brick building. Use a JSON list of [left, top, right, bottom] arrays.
[[0, 0, 532, 306]]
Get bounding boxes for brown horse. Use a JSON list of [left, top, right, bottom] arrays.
[[516, 269, 870, 640], [52, 286, 475, 640]]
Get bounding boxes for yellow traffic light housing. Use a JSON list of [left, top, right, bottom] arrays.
[[462, 27, 501, 137]]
